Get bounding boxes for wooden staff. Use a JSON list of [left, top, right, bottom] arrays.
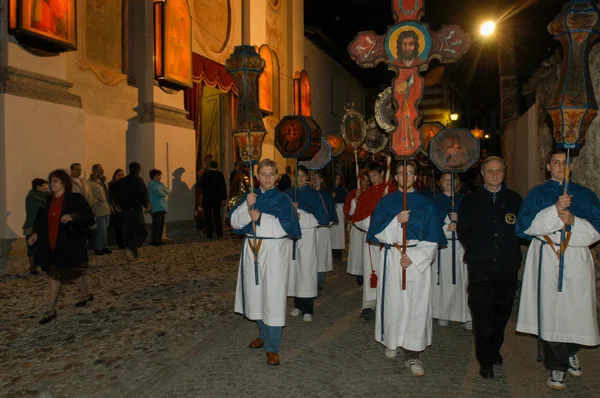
[[402, 159, 408, 290], [354, 149, 360, 188], [248, 160, 259, 285], [558, 149, 571, 292], [450, 173, 456, 285]]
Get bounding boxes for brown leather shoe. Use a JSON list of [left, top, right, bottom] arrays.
[[266, 351, 280, 366], [248, 337, 264, 349]]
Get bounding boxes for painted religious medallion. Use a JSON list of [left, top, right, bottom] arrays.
[[419, 122, 445, 156], [341, 104, 367, 148], [324, 132, 346, 158], [385, 22, 432, 69], [374, 87, 396, 133], [429, 128, 480, 173], [363, 119, 388, 154]]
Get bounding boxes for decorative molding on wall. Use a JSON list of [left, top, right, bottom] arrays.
[[138, 102, 194, 129], [75, 0, 128, 86], [0, 66, 82, 108]]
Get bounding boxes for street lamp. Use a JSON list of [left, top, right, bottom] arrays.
[[450, 113, 459, 121], [480, 21, 496, 37]]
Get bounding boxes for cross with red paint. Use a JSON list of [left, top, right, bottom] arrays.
[[348, 0, 472, 158]]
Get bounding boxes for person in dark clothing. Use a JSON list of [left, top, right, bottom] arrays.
[[108, 169, 126, 249], [198, 161, 227, 238], [22, 178, 50, 275], [113, 162, 149, 262], [277, 165, 293, 192], [28, 169, 96, 324], [457, 156, 522, 380]]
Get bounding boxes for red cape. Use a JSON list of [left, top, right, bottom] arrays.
[[353, 181, 396, 222]]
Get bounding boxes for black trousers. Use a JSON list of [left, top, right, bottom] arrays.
[[467, 266, 518, 366], [204, 201, 223, 237], [543, 341, 579, 372], [150, 211, 166, 244], [294, 297, 314, 315], [110, 213, 125, 249], [122, 208, 147, 256]]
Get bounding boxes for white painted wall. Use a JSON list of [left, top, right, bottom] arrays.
[[303, 38, 367, 134], [1, 94, 85, 238], [84, 114, 128, 179]]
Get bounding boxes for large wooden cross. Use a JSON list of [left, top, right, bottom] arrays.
[[348, 0, 471, 158]]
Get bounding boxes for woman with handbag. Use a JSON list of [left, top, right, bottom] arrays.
[[28, 169, 96, 324]]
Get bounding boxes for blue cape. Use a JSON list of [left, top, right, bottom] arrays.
[[432, 193, 464, 224], [285, 185, 329, 225], [332, 186, 348, 204], [515, 179, 600, 239], [366, 190, 448, 245], [318, 189, 339, 224], [228, 187, 301, 238]]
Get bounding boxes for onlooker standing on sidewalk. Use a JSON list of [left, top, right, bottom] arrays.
[[198, 161, 227, 238], [88, 164, 112, 255], [277, 165, 293, 192], [22, 178, 50, 275], [457, 156, 522, 380], [113, 162, 149, 262], [148, 169, 170, 246], [70, 163, 93, 205], [109, 169, 126, 249]]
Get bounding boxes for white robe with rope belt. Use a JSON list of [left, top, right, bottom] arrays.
[[331, 203, 346, 250], [516, 205, 600, 346], [373, 217, 438, 352], [431, 215, 471, 323], [231, 201, 292, 327], [347, 198, 364, 276], [287, 209, 318, 298], [317, 224, 333, 272]]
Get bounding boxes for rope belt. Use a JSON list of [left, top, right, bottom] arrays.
[[239, 235, 287, 317], [352, 223, 367, 233], [380, 243, 417, 342]]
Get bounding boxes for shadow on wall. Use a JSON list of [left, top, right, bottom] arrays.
[[168, 167, 194, 221]]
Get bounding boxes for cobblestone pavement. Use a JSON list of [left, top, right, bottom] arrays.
[[2, 227, 599, 397]]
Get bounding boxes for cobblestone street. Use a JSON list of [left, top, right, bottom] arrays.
[[1, 226, 599, 398]]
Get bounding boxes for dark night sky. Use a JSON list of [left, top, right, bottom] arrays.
[[304, 0, 569, 115]]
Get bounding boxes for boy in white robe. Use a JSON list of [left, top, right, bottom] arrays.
[[515, 149, 600, 390]]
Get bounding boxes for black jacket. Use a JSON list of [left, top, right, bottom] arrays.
[[33, 193, 95, 268], [277, 174, 292, 192], [457, 186, 523, 273], [113, 174, 149, 210], [198, 169, 227, 204]]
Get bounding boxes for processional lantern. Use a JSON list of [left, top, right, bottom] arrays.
[[300, 138, 332, 170], [547, 1, 600, 293], [226, 45, 267, 165], [274, 116, 322, 160], [363, 118, 389, 156]]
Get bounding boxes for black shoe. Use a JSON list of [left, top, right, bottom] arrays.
[[75, 294, 94, 307], [94, 249, 105, 255], [102, 248, 113, 254], [360, 308, 375, 321], [479, 366, 495, 379], [493, 354, 503, 365], [39, 310, 57, 324]]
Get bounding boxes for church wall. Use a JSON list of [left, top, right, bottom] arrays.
[[0, 94, 85, 239], [153, 123, 196, 222], [303, 39, 367, 133], [83, 114, 128, 179], [7, 40, 67, 80]]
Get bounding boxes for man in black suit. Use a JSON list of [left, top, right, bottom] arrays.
[[198, 161, 227, 238]]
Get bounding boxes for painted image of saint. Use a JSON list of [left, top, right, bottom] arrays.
[[166, 3, 191, 83], [32, 0, 68, 38], [396, 30, 420, 67], [435, 134, 470, 169], [344, 118, 363, 144], [281, 122, 302, 153]]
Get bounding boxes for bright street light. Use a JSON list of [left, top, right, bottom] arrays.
[[484, 134, 490, 139], [450, 113, 459, 121], [480, 21, 496, 37]]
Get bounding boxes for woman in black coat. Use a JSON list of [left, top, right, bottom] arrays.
[[28, 169, 96, 324]]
